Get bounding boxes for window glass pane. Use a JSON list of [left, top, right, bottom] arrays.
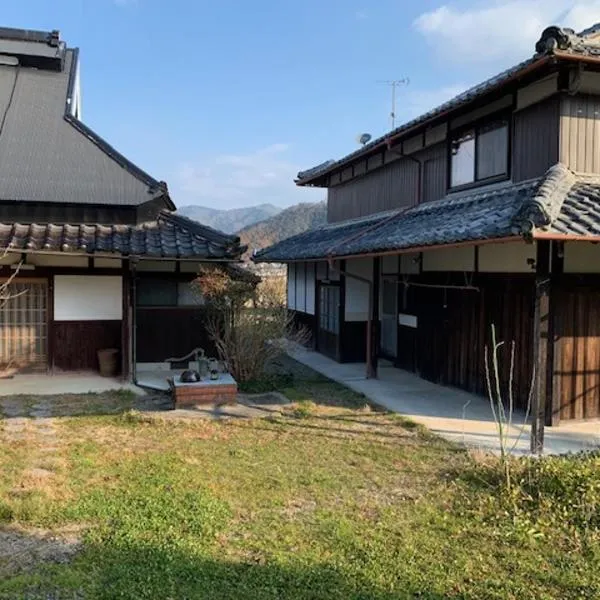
[[450, 130, 475, 187], [477, 120, 508, 180], [137, 279, 177, 306], [177, 281, 205, 306]]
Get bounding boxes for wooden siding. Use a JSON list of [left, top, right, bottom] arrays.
[[512, 96, 560, 182], [560, 94, 600, 174], [136, 307, 216, 363], [553, 283, 600, 421], [52, 320, 121, 372], [327, 143, 446, 223], [0, 201, 138, 225], [400, 274, 535, 410]]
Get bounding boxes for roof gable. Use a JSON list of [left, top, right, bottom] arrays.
[[0, 29, 173, 209]]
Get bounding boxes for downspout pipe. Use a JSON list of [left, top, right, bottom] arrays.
[[327, 258, 377, 379]]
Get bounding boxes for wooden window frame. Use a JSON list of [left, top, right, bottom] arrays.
[[447, 110, 512, 193]]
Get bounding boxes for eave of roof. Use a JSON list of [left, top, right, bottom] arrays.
[[296, 24, 600, 187], [255, 164, 600, 263], [0, 210, 246, 260]]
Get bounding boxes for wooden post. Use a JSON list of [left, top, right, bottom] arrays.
[[531, 241, 551, 454], [370, 257, 381, 379]]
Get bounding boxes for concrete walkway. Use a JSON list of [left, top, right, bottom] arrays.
[[0, 373, 145, 397], [289, 346, 600, 455]]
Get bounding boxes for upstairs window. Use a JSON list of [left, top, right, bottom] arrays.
[[450, 117, 509, 189]]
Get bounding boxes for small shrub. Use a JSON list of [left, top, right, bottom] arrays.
[[455, 450, 600, 545], [195, 265, 308, 384], [291, 400, 316, 419], [0, 498, 14, 522]]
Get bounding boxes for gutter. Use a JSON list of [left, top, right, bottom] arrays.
[[260, 236, 524, 264]]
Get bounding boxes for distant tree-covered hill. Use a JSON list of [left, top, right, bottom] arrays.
[[177, 203, 281, 234], [238, 201, 326, 258]]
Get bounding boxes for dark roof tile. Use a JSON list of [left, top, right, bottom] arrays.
[[0, 210, 245, 260], [255, 164, 600, 262]]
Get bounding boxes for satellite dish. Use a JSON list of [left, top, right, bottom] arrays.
[[357, 133, 372, 146]]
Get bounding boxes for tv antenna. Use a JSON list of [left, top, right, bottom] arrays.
[[378, 78, 410, 129]]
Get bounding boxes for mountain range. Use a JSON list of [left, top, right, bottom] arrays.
[[177, 201, 327, 258], [177, 203, 281, 234], [238, 201, 326, 258]]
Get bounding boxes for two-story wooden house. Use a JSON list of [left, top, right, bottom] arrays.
[[255, 23, 600, 435], [0, 27, 246, 382]]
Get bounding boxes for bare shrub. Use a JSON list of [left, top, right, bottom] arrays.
[[484, 323, 534, 491], [195, 265, 308, 384]]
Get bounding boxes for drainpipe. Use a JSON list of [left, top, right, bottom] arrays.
[[327, 258, 377, 379]]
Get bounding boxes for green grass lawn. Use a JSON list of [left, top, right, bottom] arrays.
[[0, 360, 599, 599]]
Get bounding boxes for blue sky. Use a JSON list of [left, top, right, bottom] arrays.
[[3, 1, 599, 209]]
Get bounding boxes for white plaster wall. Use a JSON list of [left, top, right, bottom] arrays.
[[422, 246, 475, 272], [516, 74, 558, 111], [0, 252, 21, 265], [305, 263, 315, 315], [564, 242, 600, 273], [345, 257, 372, 322], [400, 253, 421, 275], [287, 263, 296, 310], [136, 260, 176, 272], [94, 258, 122, 269], [29, 254, 88, 268], [478, 242, 536, 273], [180, 262, 203, 274], [296, 262, 306, 313], [54, 275, 122, 321]]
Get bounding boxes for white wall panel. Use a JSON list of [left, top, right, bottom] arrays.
[[29, 254, 87, 268], [564, 242, 600, 273], [422, 247, 474, 272], [345, 258, 372, 321], [478, 242, 535, 273], [54, 275, 122, 321]]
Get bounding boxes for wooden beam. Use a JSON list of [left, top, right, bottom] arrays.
[[371, 257, 381, 379], [531, 240, 551, 453]]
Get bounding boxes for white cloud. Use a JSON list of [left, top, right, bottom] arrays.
[[414, 0, 600, 65], [355, 10, 368, 20], [173, 144, 323, 209]]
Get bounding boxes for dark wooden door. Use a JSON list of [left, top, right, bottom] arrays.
[[317, 284, 340, 361]]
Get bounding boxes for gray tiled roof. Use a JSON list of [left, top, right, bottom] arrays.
[[0, 210, 245, 260], [297, 23, 600, 185], [0, 34, 169, 207], [253, 164, 600, 262]]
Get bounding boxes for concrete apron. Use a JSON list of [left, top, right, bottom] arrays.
[[288, 345, 600, 456], [0, 373, 145, 397]]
